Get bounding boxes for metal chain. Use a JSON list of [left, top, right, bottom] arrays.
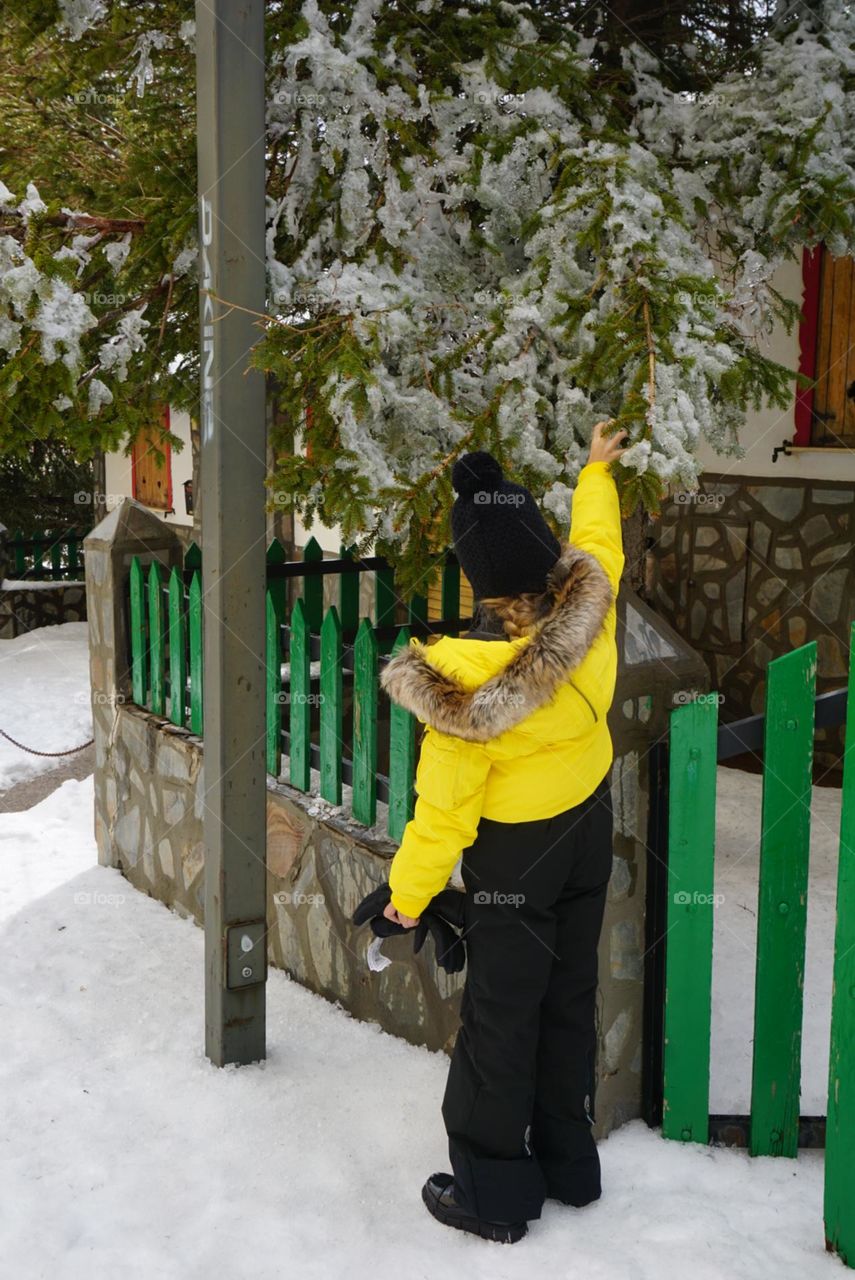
[[0, 729, 94, 757]]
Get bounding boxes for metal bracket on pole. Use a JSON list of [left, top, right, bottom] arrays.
[[195, 0, 268, 1067]]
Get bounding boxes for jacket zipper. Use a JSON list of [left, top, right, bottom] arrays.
[[568, 677, 598, 724]]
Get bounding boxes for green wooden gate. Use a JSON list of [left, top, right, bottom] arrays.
[[661, 625, 855, 1268]]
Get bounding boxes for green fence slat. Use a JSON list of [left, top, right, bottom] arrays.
[[266, 589, 283, 778], [441, 557, 460, 625], [352, 618, 378, 827], [185, 541, 202, 571], [266, 539, 287, 627], [129, 556, 146, 706], [32, 531, 45, 580], [387, 627, 416, 842], [319, 605, 342, 805], [375, 565, 396, 655], [168, 567, 186, 728], [662, 696, 719, 1144], [750, 641, 817, 1158], [302, 536, 324, 634], [289, 598, 311, 792], [408, 593, 428, 627], [339, 544, 360, 633], [67, 534, 80, 576], [147, 561, 165, 715], [13, 529, 25, 575], [50, 535, 63, 580], [189, 570, 203, 734], [825, 622, 855, 1265]]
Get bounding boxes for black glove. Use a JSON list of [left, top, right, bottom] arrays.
[[351, 883, 404, 937], [413, 888, 466, 974], [352, 882, 467, 975]]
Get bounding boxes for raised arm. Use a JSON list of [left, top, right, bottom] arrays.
[[569, 422, 627, 595]]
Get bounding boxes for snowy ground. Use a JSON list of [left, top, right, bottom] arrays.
[[0, 622, 847, 1276], [0, 623, 91, 789], [0, 776, 845, 1280]]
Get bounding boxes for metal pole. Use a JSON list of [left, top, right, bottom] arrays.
[[195, 0, 267, 1067]]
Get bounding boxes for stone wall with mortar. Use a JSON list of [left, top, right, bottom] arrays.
[[94, 699, 656, 1135], [648, 472, 855, 770], [0, 581, 86, 639], [86, 498, 710, 1138]]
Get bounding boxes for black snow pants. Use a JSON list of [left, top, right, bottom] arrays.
[[441, 769, 614, 1224]]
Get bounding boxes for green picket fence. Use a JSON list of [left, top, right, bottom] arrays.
[[4, 528, 88, 580], [661, 625, 855, 1268], [126, 536, 470, 843]]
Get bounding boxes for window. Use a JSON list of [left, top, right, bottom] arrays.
[[131, 405, 173, 511], [796, 245, 855, 447]]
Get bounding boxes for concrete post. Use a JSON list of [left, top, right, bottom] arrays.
[[195, 0, 268, 1067]]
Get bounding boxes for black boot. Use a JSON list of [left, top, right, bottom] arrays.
[[421, 1173, 528, 1244]]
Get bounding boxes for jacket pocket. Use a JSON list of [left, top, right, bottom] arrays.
[[567, 677, 598, 726]]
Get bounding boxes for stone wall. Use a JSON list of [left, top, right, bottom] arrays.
[[95, 697, 657, 1132], [0, 581, 87, 639], [86, 498, 710, 1138], [648, 472, 855, 769]]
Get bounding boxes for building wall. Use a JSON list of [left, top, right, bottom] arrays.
[[694, 253, 855, 487]]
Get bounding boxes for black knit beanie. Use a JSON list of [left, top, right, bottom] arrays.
[[450, 451, 562, 599]]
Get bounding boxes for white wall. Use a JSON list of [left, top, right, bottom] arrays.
[[292, 511, 343, 555], [695, 254, 855, 485], [102, 408, 194, 528]]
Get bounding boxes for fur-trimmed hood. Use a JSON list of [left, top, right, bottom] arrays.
[[379, 542, 614, 743]]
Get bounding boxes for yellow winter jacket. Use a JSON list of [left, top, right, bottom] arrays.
[[380, 459, 624, 919]]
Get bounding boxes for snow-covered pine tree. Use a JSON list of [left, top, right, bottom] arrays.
[[1, 0, 853, 595]]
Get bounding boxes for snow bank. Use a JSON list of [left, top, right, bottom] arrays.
[[0, 622, 91, 789]]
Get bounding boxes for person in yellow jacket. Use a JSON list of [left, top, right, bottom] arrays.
[[379, 421, 627, 1244]]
